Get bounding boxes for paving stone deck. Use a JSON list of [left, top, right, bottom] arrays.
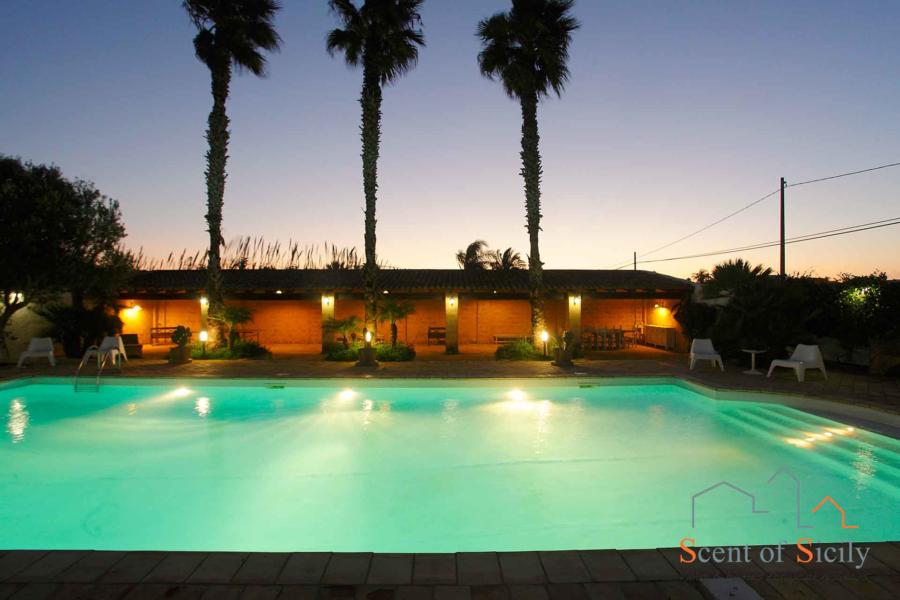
[[1, 544, 898, 599]]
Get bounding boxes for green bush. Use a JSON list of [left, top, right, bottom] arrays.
[[324, 342, 416, 362], [324, 342, 361, 361], [495, 340, 550, 361], [192, 340, 271, 360], [376, 343, 416, 362]]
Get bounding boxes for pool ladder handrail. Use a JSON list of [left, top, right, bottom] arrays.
[[73, 351, 108, 392]]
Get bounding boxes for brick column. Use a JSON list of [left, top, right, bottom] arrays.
[[568, 293, 582, 340], [445, 293, 459, 354], [321, 293, 335, 352]]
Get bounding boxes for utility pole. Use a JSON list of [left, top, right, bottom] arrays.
[[779, 177, 786, 278], [633, 251, 637, 271]]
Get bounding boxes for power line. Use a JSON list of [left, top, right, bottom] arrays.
[[612, 159, 900, 270], [631, 216, 900, 266], [787, 161, 900, 188]]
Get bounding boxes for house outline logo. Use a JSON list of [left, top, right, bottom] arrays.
[[691, 481, 768, 528], [691, 467, 860, 531]]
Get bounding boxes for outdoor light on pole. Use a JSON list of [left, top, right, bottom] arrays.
[[364, 329, 372, 348], [540, 330, 549, 356], [199, 330, 208, 357]]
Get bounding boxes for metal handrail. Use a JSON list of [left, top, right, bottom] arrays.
[[74, 349, 110, 391]]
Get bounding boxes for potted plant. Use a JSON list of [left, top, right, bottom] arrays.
[[553, 331, 576, 367], [168, 326, 192, 365]]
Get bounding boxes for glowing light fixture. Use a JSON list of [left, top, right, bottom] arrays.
[[322, 294, 334, 306], [540, 331, 549, 342], [199, 296, 209, 307], [364, 330, 373, 343], [199, 330, 209, 343], [570, 295, 581, 306], [275, 290, 283, 295], [383, 290, 390, 295]]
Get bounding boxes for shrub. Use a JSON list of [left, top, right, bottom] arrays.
[[495, 340, 550, 361], [324, 342, 361, 361], [171, 325, 192, 347], [376, 343, 416, 361], [192, 340, 271, 360], [324, 342, 416, 362]]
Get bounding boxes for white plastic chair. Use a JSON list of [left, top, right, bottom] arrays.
[[767, 344, 827, 382], [690, 338, 724, 371], [81, 336, 127, 369], [16, 337, 56, 367]]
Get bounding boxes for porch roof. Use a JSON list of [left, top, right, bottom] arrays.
[[124, 269, 693, 296]]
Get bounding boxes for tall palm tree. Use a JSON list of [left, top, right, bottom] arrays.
[[327, 0, 425, 332], [490, 247, 526, 271], [477, 0, 578, 344], [456, 239, 490, 270], [184, 0, 281, 342]]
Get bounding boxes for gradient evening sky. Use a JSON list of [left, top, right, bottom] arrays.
[[2, 0, 899, 278]]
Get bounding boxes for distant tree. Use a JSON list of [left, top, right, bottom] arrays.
[[327, 0, 426, 334], [489, 247, 526, 271], [703, 259, 773, 299], [377, 298, 415, 347], [456, 240, 490, 270], [183, 0, 282, 344], [0, 156, 131, 357], [477, 0, 579, 344], [691, 269, 711, 284]]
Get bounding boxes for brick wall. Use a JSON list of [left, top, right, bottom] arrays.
[[230, 300, 321, 345]]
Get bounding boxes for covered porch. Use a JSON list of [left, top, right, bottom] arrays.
[[118, 269, 693, 355]]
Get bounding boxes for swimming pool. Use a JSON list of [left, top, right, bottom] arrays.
[[1, 378, 897, 552]]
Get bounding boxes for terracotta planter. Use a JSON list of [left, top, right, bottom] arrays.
[[168, 346, 192, 365]]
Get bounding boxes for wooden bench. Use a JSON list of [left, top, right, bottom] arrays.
[[150, 327, 178, 346], [493, 333, 529, 345], [427, 326, 446, 345]]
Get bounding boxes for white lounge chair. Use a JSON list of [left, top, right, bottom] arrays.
[[81, 336, 127, 369], [690, 338, 724, 371], [767, 344, 827, 382], [17, 337, 56, 367]]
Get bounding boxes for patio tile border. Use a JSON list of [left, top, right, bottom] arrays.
[[0, 544, 898, 599]]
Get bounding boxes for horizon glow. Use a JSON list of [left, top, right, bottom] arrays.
[[1, 1, 899, 279]]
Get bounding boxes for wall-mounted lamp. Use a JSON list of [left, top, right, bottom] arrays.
[[275, 290, 283, 295], [570, 295, 582, 306], [540, 330, 549, 356], [383, 290, 390, 295], [322, 295, 334, 307], [448, 295, 457, 307], [199, 296, 209, 307]]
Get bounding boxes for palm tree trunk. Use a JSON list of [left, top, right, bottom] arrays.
[[520, 92, 546, 344], [204, 63, 231, 345], [360, 67, 382, 335]]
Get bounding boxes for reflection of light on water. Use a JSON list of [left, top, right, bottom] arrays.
[[6, 399, 29, 443], [194, 397, 211, 418], [167, 387, 192, 399], [338, 389, 357, 402], [507, 389, 526, 402], [362, 399, 373, 428], [441, 399, 459, 439], [127, 403, 138, 416], [852, 446, 875, 491], [786, 437, 812, 448]]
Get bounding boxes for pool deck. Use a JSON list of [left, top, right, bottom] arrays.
[[1, 543, 899, 599], [3, 344, 899, 419]]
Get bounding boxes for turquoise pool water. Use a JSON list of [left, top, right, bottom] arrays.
[[1, 379, 898, 552]]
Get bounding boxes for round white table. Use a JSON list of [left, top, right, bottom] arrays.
[[741, 348, 766, 375]]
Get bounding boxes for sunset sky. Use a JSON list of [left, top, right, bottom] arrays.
[[2, 0, 899, 279]]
